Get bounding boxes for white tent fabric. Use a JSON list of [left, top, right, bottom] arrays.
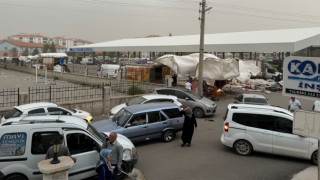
[[236, 60, 261, 83], [196, 58, 240, 80], [155, 53, 219, 78]]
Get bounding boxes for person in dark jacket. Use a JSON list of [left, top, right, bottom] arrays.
[[180, 107, 197, 147]]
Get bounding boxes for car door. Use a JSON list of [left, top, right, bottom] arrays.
[[175, 90, 194, 109], [146, 111, 166, 140], [29, 129, 61, 178], [122, 113, 148, 142], [244, 114, 273, 153], [65, 131, 100, 180], [272, 116, 309, 158]]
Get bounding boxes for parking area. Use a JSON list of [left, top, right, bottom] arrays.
[[1, 67, 317, 180]]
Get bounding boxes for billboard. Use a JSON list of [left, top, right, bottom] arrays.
[[283, 56, 320, 100]]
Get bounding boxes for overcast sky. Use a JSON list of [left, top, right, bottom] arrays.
[[1, 0, 320, 43]]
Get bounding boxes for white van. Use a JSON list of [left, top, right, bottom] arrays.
[[0, 116, 138, 180], [96, 64, 120, 78], [221, 104, 318, 165]]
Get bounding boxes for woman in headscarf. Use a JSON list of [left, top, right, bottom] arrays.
[[97, 149, 114, 180], [181, 107, 197, 147]]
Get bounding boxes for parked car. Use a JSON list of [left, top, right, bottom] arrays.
[[234, 93, 269, 105], [220, 103, 318, 165], [0, 115, 138, 180], [93, 103, 184, 143], [110, 94, 183, 116], [1, 102, 92, 123], [153, 88, 217, 118]]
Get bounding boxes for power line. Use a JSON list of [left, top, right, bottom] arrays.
[[207, 1, 320, 20], [74, 0, 196, 11], [0, 2, 196, 19]]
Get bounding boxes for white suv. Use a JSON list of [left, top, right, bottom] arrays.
[[220, 104, 318, 165]]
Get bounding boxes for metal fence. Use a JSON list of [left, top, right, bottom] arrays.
[[108, 81, 165, 96], [29, 84, 104, 103], [0, 88, 19, 107]]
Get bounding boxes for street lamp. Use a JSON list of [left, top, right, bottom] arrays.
[[50, 138, 61, 164]]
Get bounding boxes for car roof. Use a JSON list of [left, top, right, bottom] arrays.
[[14, 102, 58, 111], [228, 103, 292, 116], [142, 94, 177, 100], [124, 102, 180, 113], [1, 115, 88, 128], [241, 93, 267, 99]]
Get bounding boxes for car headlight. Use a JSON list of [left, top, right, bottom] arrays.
[[123, 148, 138, 161], [85, 115, 93, 122], [204, 103, 213, 108]]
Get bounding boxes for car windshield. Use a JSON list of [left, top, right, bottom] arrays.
[[184, 91, 202, 100], [4, 108, 23, 119], [126, 97, 147, 106], [244, 98, 268, 104], [113, 108, 132, 127], [87, 123, 104, 143]]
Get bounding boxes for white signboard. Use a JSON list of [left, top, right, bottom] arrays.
[[293, 110, 320, 139], [283, 56, 320, 101]]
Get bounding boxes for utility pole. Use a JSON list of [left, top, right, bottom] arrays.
[[198, 0, 211, 96]]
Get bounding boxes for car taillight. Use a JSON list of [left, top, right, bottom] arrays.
[[224, 122, 229, 132]]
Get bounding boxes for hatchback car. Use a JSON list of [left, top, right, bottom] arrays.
[[234, 93, 269, 105], [153, 88, 217, 118], [221, 103, 318, 165], [93, 102, 184, 143], [110, 94, 182, 116], [1, 102, 92, 123]]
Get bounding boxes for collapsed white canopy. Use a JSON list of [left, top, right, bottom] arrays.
[[155, 53, 220, 78]]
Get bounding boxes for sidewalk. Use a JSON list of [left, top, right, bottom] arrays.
[[291, 166, 317, 180]]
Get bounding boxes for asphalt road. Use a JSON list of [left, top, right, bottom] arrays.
[[132, 90, 315, 180]]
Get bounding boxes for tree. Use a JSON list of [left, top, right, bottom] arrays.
[[49, 42, 56, 53], [22, 49, 29, 56], [43, 43, 50, 53], [32, 48, 40, 56], [10, 47, 18, 57]]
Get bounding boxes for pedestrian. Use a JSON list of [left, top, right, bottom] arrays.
[[97, 149, 114, 180], [45, 134, 76, 162], [191, 79, 198, 94], [172, 74, 177, 86], [102, 132, 123, 179], [185, 80, 192, 91], [288, 97, 301, 112], [180, 107, 197, 147]]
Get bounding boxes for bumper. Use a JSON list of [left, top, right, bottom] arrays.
[[204, 105, 217, 116], [127, 158, 138, 173], [220, 133, 233, 148]]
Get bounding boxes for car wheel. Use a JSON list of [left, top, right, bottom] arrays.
[[193, 107, 204, 118], [233, 140, 253, 156], [162, 130, 175, 142], [5, 174, 27, 180], [311, 150, 318, 165]]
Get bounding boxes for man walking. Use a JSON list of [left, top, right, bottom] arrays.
[[288, 97, 301, 112], [103, 132, 123, 179]]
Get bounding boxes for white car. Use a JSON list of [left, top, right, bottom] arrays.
[[221, 103, 318, 165], [110, 94, 182, 116], [1, 102, 92, 123]]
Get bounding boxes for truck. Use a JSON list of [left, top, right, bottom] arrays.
[[96, 64, 120, 78]]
